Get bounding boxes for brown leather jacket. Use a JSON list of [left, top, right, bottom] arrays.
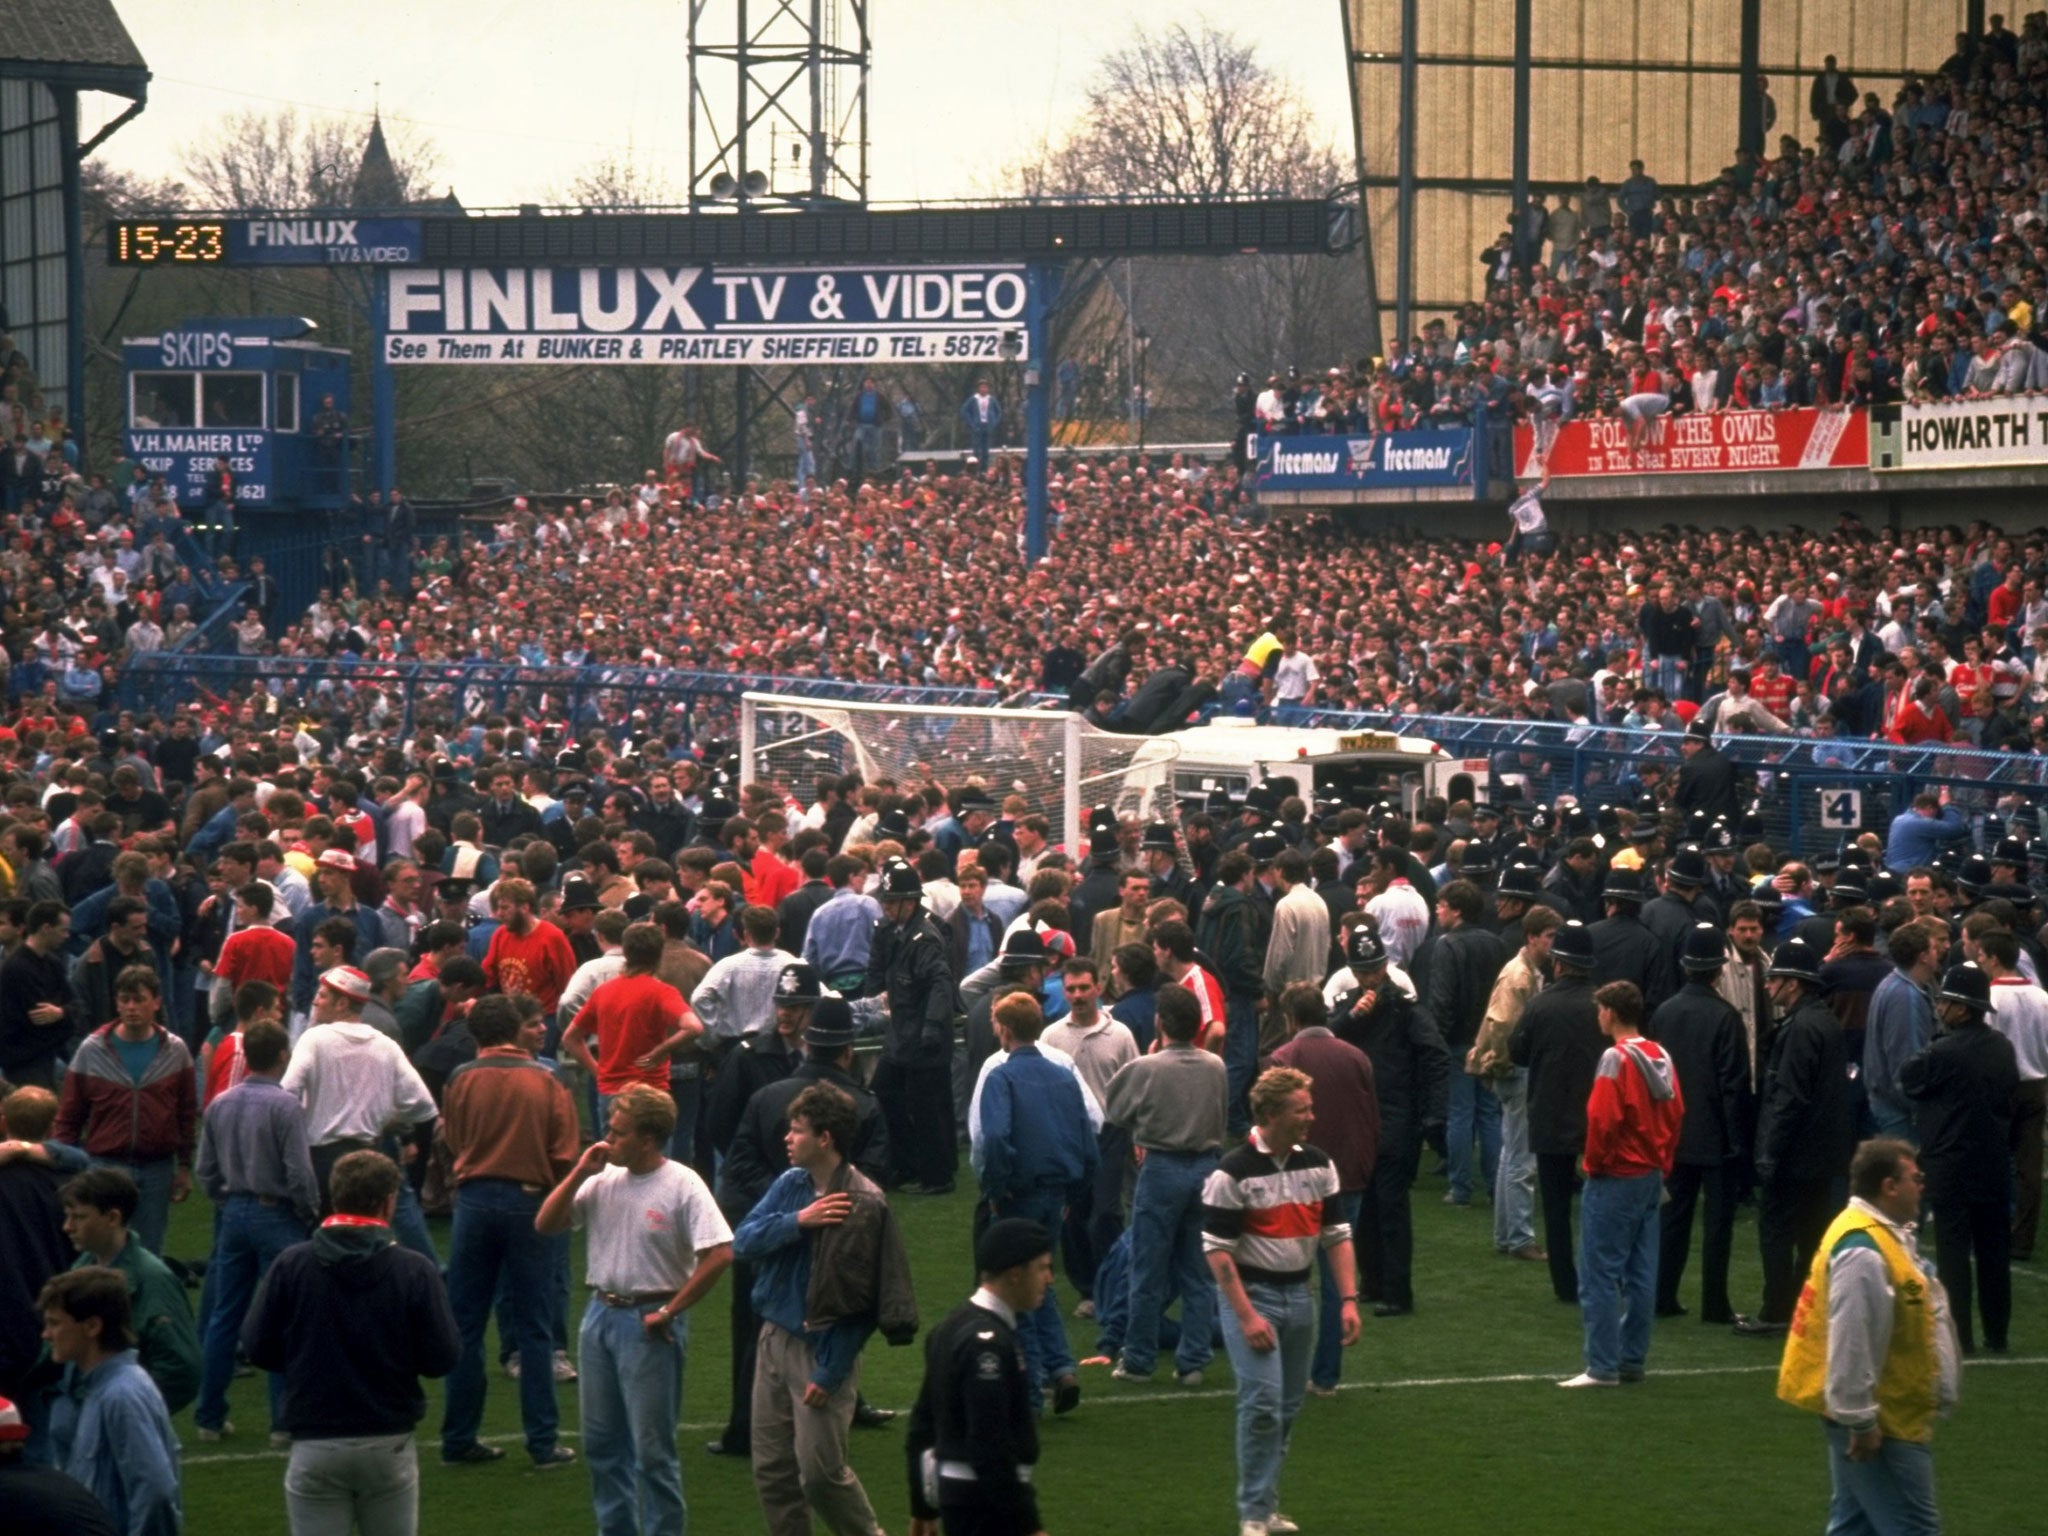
[[807, 1161, 919, 1345]]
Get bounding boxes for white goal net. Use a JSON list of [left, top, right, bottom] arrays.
[[740, 692, 1182, 854]]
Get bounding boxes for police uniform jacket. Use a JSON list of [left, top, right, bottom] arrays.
[[1590, 910, 1678, 1012], [1754, 995, 1854, 1184], [866, 912, 956, 1065], [1331, 985, 1450, 1143], [906, 1296, 1041, 1536], [717, 1059, 890, 1220], [1507, 973, 1607, 1158], [1645, 980, 1754, 1165]]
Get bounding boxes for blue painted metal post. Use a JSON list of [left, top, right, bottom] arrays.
[[371, 276, 397, 496], [1024, 263, 1056, 563]]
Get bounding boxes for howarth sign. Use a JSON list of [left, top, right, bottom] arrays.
[[381, 263, 1030, 365], [1890, 398, 2048, 470]]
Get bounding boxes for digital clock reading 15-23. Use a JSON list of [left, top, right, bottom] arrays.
[[108, 221, 229, 265]]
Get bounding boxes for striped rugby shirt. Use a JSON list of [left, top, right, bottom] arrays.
[[1200, 1129, 1351, 1285]]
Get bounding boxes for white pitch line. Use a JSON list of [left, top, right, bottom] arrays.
[[184, 1356, 2048, 1468]]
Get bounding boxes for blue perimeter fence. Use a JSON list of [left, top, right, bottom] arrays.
[[108, 653, 2048, 859]]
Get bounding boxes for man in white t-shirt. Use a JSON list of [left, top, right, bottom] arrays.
[[539, 1084, 733, 1536], [1364, 848, 1432, 967], [1272, 632, 1321, 706]]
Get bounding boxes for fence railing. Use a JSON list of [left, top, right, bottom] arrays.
[[1267, 706, 2048, 857]]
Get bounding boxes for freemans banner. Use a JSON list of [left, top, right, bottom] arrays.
[[1514, 406, 1868, 477], [1252, 430, 1478, 493], [1891, 398, 2048, 470], [381, 264, 1029, 365]]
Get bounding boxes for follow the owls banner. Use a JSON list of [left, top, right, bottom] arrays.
[[382, 264, 1030, 365]]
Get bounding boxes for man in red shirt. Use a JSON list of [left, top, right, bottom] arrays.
[[561, 923, 701, 1115], [483, 877, 578, 1016], [212, 882, 297, 1015], [740, 812, 801, 910], [1560, 980, 1684, 1389]]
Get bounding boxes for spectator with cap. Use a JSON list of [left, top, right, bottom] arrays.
[[0, 1386, 120, 1534], [1333, 924, 1450, 1317], [281, 965, 439, 1216], [1739, 936, 1855, 1338], [1899, 963, 2019, 1355], [37, 1265, 181, 1536], [1649, 925, 1753, 1324]]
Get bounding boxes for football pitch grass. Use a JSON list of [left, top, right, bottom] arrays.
[[169, 1178, 2046, 1535]]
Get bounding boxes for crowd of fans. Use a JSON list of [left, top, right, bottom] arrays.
[[1245, 14, 2048, 436]]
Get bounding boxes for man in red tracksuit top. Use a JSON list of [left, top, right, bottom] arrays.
[[1560, 980, 1684, 1389]]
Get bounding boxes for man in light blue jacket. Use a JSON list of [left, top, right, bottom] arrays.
[[40, 1266, 181, 1536]]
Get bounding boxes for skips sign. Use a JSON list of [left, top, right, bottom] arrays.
[[380, 264, 1029, 365]]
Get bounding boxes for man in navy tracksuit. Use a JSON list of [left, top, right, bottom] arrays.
[[973, 991, 1097, 1415]]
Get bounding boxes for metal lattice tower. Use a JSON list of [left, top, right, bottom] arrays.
[[687, 0, 871, 209]]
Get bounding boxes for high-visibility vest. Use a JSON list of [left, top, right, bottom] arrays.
[[1776, 1206, 1942, 1444]]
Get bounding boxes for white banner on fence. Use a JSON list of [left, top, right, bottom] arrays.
[[1893, 397, 2048, 470]]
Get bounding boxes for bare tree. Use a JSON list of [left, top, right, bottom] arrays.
[[1010, 22, 1334, 200], [558, 148, 681, 210], [179, 108, 441, 210]]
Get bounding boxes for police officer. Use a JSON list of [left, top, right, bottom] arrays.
[[1642, 847, 1716, 970], [1649, 924, 1755, 1324], [906, 1218, 1053, 1536], [864, 859, 960, 1195], [1738, 936, 1854, 1337], [1332, 925, 1450, 1316], [1589, 868, 1676, 1013], [1509, 918, 1608, 1306]]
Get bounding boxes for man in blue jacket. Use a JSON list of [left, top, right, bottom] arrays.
[[1885, 790, 1972, 874], [733, 1081, 896, 1536], [973, 991, 1097, 1415]]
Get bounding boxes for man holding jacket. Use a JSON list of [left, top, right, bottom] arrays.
[[734, 1082, 912, 1536]]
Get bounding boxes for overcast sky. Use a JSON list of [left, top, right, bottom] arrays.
[[88, 1, 1356, 207]]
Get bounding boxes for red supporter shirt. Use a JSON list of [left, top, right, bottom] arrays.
[[1748, 669, 1794, 719], [1582, 1035, 1684, 1178], [743, 850, 801, 910], [484, 919, 579, 1014], [564, 972, 691, 1094], [214, 924, 297, 993]]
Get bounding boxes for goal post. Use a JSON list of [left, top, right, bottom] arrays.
[[740, 692, 1181, 854]]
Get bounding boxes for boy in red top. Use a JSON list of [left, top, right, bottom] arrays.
[[212, 881, 297, 1006], [482, 877, 578, 1015], [1560, 980, 1684, 1389], [561, 923, 701, 1108]]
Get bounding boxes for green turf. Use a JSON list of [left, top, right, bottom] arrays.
[[169, 1176, 2046, 1535]]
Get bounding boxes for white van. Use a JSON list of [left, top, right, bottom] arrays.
[[1150, 718, 1490, 817]]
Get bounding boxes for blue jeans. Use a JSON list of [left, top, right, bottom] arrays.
[[195, 1196, 308, 1431], [442, 1180, 560, 1461], [1219, 1279, 1314, 1524], [580, 1296, 687, 1536], [1823, 1421, 1940, 1536], [1445, 1073, 1502, 1204], [1493, 1070, 1538, 1252], [500, 1231, 571, 1357], [1224, 995, 1260, 1137], [1121, 1149, 1218, 1377], [391, 1175, 440, 1267], [1579, 1171, 1663, 1380], [993, 1186, 1077, 1403], [94, 1155, 174, 1255], [1869, 1102, 1917, 1146], [1311, 1191, 1364, 1388]]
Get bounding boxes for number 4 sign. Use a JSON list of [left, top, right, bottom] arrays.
[[1818, 789, 1862, 830]]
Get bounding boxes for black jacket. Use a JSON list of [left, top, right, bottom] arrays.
[[1423, 924, 1507, 1049], [1646, 981, 1754, 1165], [1590, 911, 1677, 1013], [631, 801, 698, 861], [0, 1163, 70, 1398], [476, 795, 543, 849], [777, 879, 835, 959], [907, 1298, 1041, 1533], [242, 1222, 459, 1440], [1641, 890, 1713, 972], [1754, 995, 1855, 1184], [1196, 885, 1268, 1000], [1675, 745, 1740, 823], [1543, 864, 1604, 925], [1332, 985, 1450, 1140], [717, 1057, 890, 1220], [1509, 974, 1607, 1157], [866, 913, 957, 1064], [1900, 1023, 2020, 1203], [705, 1028, 802, 1158]]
